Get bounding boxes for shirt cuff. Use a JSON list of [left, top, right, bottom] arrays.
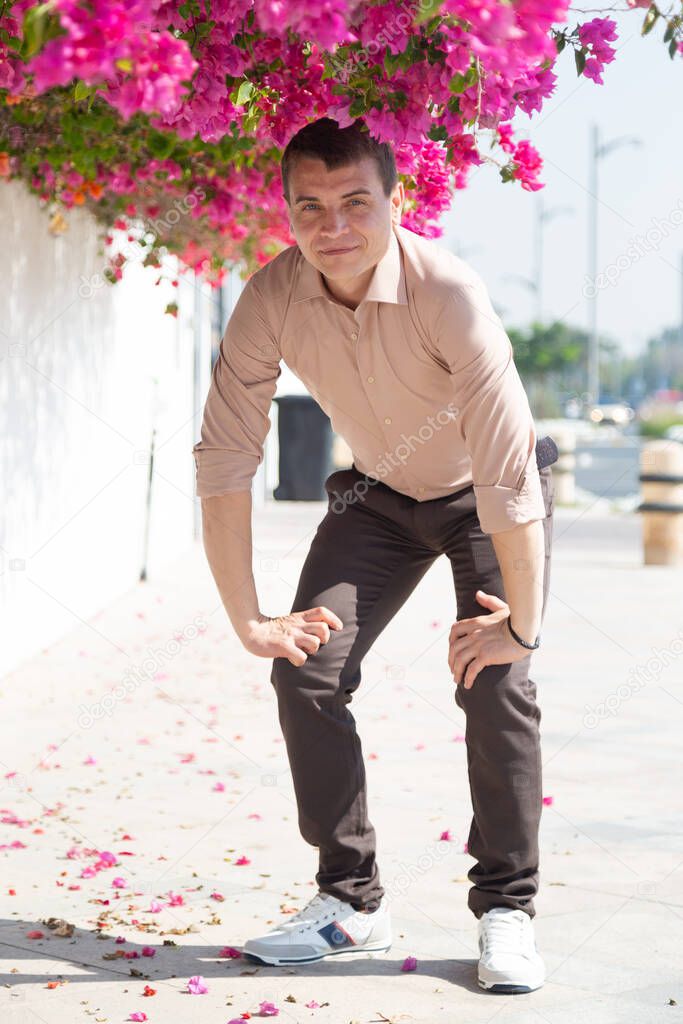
[[473, 464, 547, 535], [192, 447, 259, 498]]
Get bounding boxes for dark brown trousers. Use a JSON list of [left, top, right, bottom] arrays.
[[270, 458, 554, 919]]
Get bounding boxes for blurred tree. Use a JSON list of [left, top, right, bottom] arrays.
[[508, 320, 586, 417]]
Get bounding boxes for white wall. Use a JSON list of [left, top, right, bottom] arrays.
[[0, 181, 211, 675]]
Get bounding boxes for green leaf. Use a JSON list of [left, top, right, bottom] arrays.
[[555, 34, 566, 53], [663, 21, 674, 41], [428, 124, 448, 142], [73, 81, 93, 102], [147, 132, 176, 159], [641, 5, 659, 35], [448, 72, 468, 94], [574, 47, 587, 75], [414, 0, 445, 26], [669, 35, 679, 57], [235, 80, 254, 106], [21, 3, 52, 58]]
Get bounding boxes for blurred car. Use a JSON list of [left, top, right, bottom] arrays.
[[587, 402, 635, 426], [664, 424, 683, 444]]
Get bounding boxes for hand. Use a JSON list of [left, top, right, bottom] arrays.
[[448, 590, 530, 690], [243, 606, 343, 666]]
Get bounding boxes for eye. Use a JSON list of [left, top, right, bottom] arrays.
[[300, 199, 367, 211]]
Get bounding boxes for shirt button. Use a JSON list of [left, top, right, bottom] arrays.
[[384, 417, 392, 425], [367, 375, 375, 383]]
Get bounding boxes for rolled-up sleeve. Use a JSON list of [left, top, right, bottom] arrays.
[[434, 274, 546, 535], [192, 275, 281, 498]]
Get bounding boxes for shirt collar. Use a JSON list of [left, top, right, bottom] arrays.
[[292, 224, 408, 316]]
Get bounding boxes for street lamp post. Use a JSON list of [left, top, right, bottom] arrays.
[[587, 123, 641, 406], [505, 200, 573, 322]]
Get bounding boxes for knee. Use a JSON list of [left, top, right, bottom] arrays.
[[270, 647, 353, 704], [454, 661, 534, 717]]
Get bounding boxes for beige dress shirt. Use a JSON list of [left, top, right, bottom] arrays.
[[192, 223, 546, 535]]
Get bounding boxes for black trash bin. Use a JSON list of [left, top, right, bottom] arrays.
[[273, 395, 335, 500]]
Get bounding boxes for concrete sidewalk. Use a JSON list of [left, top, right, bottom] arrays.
[[1, 500, 681, 1024]]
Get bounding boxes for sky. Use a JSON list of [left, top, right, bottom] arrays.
[[440, 7, 683, 358]]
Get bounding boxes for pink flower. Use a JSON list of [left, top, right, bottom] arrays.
[[542, 795, 554, 806], [258, 1001, 279, 1016], [128, 1014, 147, 1022], [234, 855, 251, 866], [218, 946, 242, 959], [401, 955, 418, 971], [187, 974, 209, 994]]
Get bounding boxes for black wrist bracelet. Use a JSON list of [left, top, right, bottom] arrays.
[[507, 617, 541, 650]]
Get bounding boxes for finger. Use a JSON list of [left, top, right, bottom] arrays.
[[448, 638, 463, 675], [301, 605, 343, 630], [301, 621, 331, 644], [463, 657, 484, 689], [476, 590, 507, 611], [296, 632, 321, 655], [286, 645, 308, 667], [450, 620, 475, 643], [453, 642, 476, 682]]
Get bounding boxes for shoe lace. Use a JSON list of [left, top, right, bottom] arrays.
[[281, 893, 337, 933], [481, 911, 529, 956]]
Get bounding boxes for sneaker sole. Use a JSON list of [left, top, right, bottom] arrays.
[[242, 941, 392, 966], [478, 978, 545, 994]]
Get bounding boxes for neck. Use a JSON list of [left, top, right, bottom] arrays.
[[322, 266, 374, 311]]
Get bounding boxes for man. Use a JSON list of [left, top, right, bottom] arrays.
[[192, 116, 556, 994]]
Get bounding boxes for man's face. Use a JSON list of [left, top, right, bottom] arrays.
[[285, 154, 404, 289]]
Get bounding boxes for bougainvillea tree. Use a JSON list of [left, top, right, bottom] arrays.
[[0, 0, 681, 293]]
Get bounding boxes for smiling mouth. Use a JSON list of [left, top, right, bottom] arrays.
[[320, 246, 357, 255]]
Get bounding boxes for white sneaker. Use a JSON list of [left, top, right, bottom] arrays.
[[477, 907, 546, 993], [242, 891, 391, 965]]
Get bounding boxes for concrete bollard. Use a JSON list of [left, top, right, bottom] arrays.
[[637, 440, 683, 566], [552, 429, 576, 506]]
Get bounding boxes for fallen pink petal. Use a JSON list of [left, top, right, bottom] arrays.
[[218, 946, 242, 959], [187, 974, 209, 994], [258, 1001, 279, 1016], [401, 956, 418, 972]]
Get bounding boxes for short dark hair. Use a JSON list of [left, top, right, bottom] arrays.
[[281, 116, 398, 206]]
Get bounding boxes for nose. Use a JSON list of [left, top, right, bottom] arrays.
[[319, 209, 348, 239]]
